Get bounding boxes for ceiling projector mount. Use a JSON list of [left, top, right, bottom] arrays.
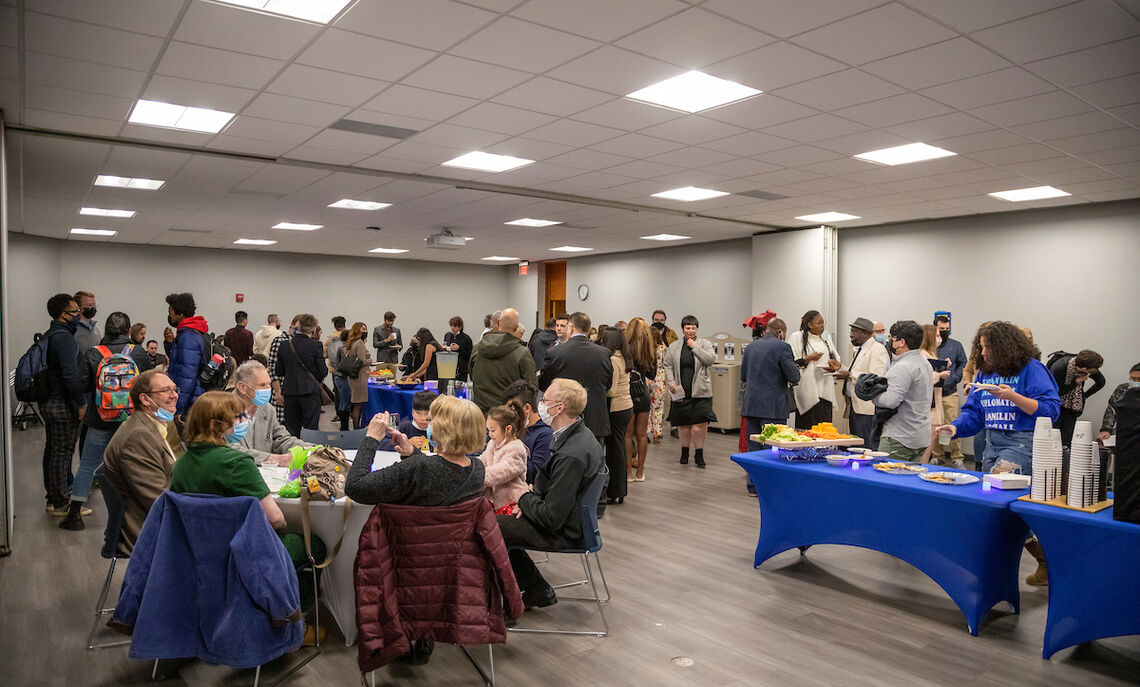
[[425, 228, 467, 250]]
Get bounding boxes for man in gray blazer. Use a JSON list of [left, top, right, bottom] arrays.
[[741, 318, 801, 451], [232, 360, 312, 465]]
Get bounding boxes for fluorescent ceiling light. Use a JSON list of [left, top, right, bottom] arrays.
[[369, 247, 409, 254], [505, 218, 562, 227], [626, 70, 761, 113], [641, 233, 691, 241], [652, 186, 729, 202], [94, 175, 165, 190], [233, 238, 277, 246], [70, 228, 117, 237], [210, 0, 353, 24], [128, 99, 235, 134], [272, 222, 323, 231], [988, 186, 1071, 202], [441, 151, 534, 173], [854, 142, 955, 166], [550, 245, 592, 253], [328, 199, 392, 211], [482, 256, 520, 261], [795, 212, 861, 223], [80, 207, 135, 218]]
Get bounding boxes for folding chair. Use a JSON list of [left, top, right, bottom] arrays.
[[88, 465, 131, 650]]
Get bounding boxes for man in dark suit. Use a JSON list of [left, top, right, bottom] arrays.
[[274, 313, 327, 437], [497, 378, 604, 608], [741, 317, 801, 451], [538, 311, 612, 443]]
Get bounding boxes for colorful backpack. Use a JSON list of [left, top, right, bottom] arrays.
[[95, 345, 139, 422]]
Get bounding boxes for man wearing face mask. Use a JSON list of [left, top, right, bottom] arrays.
[[163, 292, 210, 426], [934, 315, 968, 464], [40, 294, 87, 515], [872, 321, 890, 359], [651, 309, 679, 346], [874, 320, 934, 462], [72, 290, 101, 352], [101, 370, 183, 552], [232, 360, 312, 466]]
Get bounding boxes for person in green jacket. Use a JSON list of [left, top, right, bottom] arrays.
[[469, 308, 536, 416]]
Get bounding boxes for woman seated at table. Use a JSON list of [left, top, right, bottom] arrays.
[[402, 328, 441, 382], [170, 391, 326, 634]]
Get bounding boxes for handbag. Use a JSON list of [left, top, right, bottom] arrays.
[[299, 445, 354, 569], [337, 351, 365, 377], [629, 369, 648, 401]]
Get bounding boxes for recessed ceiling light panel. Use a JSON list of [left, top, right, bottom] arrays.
[[482, 256, 520, 261], [550, 246, 592, 253], [369, 247, 409, 254], [441, 151, 535, 173], [651, 186, 729, 202], [626, 71, 761, 113], [854, 142, 955, 166], [795, 212, 861, 223], [988, 186, 1071, 202], [80, 207, 136, 218], [641, 233, 691, 241], [272, 222, 323, 231], [94, 175, 165, 190], [328, 199, 392, 210], [70, 228, 117, 237], [128, 99, 235, 133], [210, 0, 353, 24], [505, 218, 562, 227], [233, 238, 277, 246]]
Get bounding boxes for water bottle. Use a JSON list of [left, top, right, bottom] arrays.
[[447, 380, 455, 397], [199, 353, 224, 385]]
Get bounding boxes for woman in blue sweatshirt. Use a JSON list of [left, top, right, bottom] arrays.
[[937, 322, 1060, 473]]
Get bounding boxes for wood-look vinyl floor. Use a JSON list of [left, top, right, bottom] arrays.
[[2, 416, 1138, 687]]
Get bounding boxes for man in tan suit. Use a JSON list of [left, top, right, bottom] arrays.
[[833, 317, 889, 449], [102, 370, 183, 553]]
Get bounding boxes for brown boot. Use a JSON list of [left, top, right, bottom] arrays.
[[1024, 538, 1048, 586]]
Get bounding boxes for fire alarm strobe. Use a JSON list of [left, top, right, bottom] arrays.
[[236, 294, 244, 303]]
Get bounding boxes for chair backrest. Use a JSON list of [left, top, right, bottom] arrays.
[[299, 427, 368, 449], [96, 464, 128, 559], [577, 467, 609, 553]]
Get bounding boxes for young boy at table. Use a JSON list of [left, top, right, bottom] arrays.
[[378, 390, 436, 451]]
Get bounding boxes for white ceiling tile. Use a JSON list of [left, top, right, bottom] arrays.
[[694, 156, 781, 178], [353, 154, 437, 174], [1072, 73, 1140, 109], [703, 0, 886, 39], [401, 55, 532, 100], [336, 0, 496, 51], [492, 77, 614, 117], [207, 135, 293, 157], [884, 112, 996, 141], [483, 137, 577, 161], [375, 139, 466, 165], [298, 29, 436, 82], [24, 83, 134, 121], [1012, 111, 1125, 142], [774, 69, 905, 110], [814, 130, 913, 156], [971, 1, 1140, 63], [969, 91, 1093, 127], [450, 17, 601, 73], [791, 4, 956, 65], [765, 114, 869, 143], [173, 1, 320, 60], [27, 0, 183, 37], [156, 41, 284, 90], [1024, 37, 1140, 88], [637, 116, 747, 145], [22, 108, 123, 136], [25, 12, 165, 70], [861, 37, 1010, 90], [1109, 103, 1140, 127], [0, 6, 17, 47], [526, 118, 625, 147], [284, 146, 373, 166], [490, 162, 600, 186], [219, 116, 322, 145], [1000, 155, 1090, 177], [590, 133, 685, 158], [412, 123, 510, 149], [144, 75, 258, 113], [120, 123, 229, 146], [799, 156, 879, 177], [235, 166, 332, 196], [24, 52, 147, 99], [360, 84, 479, 121], [1050, 128, 1140, 155], [834, 93, 953, 128], [103, 146, 192, 179], [1032, 165, 1116, 186], [919, 67, 1054, 109], [300, 129, 402, 155], [970, 143, 1067, 166], [701, 131, 796, 156], [708, 41, 844, 92], [898, 0, 1075, 33], [512, 0, 688, 42], [604, 159, 686, 179], [931, 129, 1034, 154], [615, 7, 775, 67], [571, 98, 683, 131], [447, 102, 557, 135], [544, 148, 633, 170], [648, 146, 735, 169], [757, 145, 842, 167], [266, 64, 389, 107], [547, 46, 680, 96], [242, 93, 352, 127]]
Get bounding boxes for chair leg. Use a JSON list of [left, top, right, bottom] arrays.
[[460, 644, 495, 687], [508, 552, 609, 637], [88, 557, 130, 650], [265, 564, 321, 687], [590, 551, 612, 603], [253, 665, 261, 687]]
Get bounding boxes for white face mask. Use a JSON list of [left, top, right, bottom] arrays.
[[538, 401, 552, 424]]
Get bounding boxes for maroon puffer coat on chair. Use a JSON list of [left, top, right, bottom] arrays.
[[354, 497, 524, 672]]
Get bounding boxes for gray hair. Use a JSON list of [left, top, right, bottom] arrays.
[[491, 309, 503, 321], [234, 360, 267, 385]]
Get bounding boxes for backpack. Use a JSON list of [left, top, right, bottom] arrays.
[[14, 330, 62, 402], [300, 445, 353, 501], [197, 333, 235, 391], [94, 345, 139, 422], [1046, 350, 1073, 369]]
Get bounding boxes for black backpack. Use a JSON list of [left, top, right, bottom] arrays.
[[197, 332, 236, 391], [14, 330, 64, 402]]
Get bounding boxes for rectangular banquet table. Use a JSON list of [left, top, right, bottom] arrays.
[[732, 449, 1030, 636], [362, 382, 421, 425], [1009, 496, 1140, 658], [261, 449, 401, 646]]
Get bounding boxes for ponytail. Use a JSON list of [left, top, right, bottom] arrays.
[[488, 401, 525, 440]]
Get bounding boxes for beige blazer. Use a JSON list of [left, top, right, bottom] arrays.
[[101, 412, 182, 553], [844, 338, 890, 415]]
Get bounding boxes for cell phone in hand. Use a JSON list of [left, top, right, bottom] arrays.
[[388, 413, 400, 427]]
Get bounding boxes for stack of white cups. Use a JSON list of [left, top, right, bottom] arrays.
[[1067, 421, 1099, 508], [1032, 417, 1062, 501]]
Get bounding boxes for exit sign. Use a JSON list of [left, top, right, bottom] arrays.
[[518, 261, 529, 276]]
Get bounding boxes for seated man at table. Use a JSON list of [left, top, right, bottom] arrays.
[[873, 320, 933, 462], [377, 390, 436, 452], [496, 378, 603, 609], [232, 360, 313, 466]]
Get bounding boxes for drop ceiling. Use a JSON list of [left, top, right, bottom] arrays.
[[2, 0, 1138, 263]]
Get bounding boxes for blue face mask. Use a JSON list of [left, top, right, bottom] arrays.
[[252, 388, 272, 407], [874, 333, 887, 344], [155, 406, 175, 423], [225, 420, 250, 443], [1130, 380, 1140, 389]]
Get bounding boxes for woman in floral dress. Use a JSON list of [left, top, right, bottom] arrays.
[[649, 326, 668, 443]]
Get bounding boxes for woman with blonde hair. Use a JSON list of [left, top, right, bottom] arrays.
[[344, 322, 372, 429], [919, 324, 952, 464], [624, 317, 656, 481]]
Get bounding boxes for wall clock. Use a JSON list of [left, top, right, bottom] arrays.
[[577, 283, 589, 301]]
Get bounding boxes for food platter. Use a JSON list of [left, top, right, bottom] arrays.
[[751, 434, 865, 448], [872, 461, 928, 475], [920, 471, 980, 485]]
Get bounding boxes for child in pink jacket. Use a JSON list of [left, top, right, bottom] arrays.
[[480, 402, 530, 512]]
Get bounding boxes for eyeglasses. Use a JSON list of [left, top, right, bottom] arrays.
[[149, 386, 179, 395], [541, 397, 563, 406]]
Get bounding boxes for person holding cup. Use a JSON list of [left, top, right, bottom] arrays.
[[786, 310, 842, 430]]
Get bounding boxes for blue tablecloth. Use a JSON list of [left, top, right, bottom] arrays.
[[1010, 496, 1140, 658], [732, 449, 1030, 636], [362, 383, 421, 424]]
